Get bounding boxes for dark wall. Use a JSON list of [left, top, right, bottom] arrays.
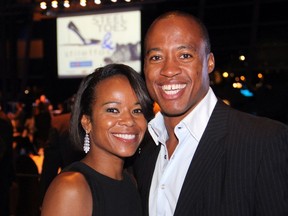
[[1, 0, 288, 123]]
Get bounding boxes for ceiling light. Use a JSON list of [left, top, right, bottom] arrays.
[[51, 0, 58, 8], [40, 1, 47, 9], [63, 0, 70, 8]]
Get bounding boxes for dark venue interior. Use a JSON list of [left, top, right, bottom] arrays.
[[1, 0, 288, 124], [0, 0, 288, 215]]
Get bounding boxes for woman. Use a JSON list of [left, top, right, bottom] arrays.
[[41, 64, 154, 216]]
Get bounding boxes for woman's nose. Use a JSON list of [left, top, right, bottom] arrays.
[[118, 112, 135, 127]]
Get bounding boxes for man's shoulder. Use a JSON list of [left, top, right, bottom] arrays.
[[215, 101, 288, 136]]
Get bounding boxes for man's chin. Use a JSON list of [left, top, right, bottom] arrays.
[[161, 109, 188, 118]]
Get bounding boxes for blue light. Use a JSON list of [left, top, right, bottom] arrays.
[[240, 89, 254, 97]]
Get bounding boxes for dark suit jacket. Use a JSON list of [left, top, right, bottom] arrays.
[[133, 100, 288, 216]]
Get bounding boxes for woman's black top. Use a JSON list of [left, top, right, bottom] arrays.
[[63, 161, 142, 216]]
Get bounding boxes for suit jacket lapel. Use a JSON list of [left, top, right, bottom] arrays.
[[142, 137, 160, 192], [174, 100, 229, 215], [135, 133, 160, 215]]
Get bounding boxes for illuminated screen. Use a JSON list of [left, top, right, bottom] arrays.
[[56, 10, 141, 78]]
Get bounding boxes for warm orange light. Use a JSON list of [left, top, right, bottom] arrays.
[[153, 102, 161, 114], [232, 82, 243, 89], [240, 75, 246, 81], [258, 73, 263, 79], [222, 71, 229, 78], [239, 55, 245, 61]]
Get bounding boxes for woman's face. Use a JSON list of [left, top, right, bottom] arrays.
[[82, 75, 147, 158]]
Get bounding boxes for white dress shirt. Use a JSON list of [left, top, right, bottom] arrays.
[[148, 88, 218, 216]]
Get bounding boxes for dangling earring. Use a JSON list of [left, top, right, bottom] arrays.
[[83, 131, 90, 153]]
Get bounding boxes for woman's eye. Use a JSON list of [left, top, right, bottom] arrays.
[[106, 108, 119, 113], [133, 108, 143, 114]]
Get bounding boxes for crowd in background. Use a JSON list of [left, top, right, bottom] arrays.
[[0, 93, 84, 216]]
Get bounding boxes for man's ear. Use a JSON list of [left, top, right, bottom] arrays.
[[207, 53, 215, 74]]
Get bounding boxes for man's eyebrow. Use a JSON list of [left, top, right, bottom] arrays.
[[146, 45, 196, 52], [177, 45, 197, 52], [145, 47, 161, 55]]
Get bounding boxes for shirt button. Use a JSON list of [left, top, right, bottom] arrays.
[[161, 184, 165, 189]]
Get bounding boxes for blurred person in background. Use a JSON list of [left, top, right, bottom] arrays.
[[38, 96, 85, 208], [7, 101, 27, 135]]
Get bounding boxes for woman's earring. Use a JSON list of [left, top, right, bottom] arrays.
[[83, 131, 90, 153]]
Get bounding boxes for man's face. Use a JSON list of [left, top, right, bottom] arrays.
[[144, 15, 215, 120]]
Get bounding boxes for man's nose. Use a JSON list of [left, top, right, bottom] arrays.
[[160, 57, 181, 77]]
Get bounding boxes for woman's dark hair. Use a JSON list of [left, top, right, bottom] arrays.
[[70, 63, 154, 150]]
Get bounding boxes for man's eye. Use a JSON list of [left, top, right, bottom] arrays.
[[150, 55, 161, 61], [180, 53, 192, 59], [106, 108, 119, 113]]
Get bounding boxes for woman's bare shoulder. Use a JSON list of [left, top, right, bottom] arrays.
[[41, 171, 92, 216]]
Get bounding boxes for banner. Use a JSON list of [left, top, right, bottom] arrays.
[[57, 10, 141, 78]]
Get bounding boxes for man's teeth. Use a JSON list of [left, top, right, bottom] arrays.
[[114, 134, 136, 140], [162, 84, 186, 95]]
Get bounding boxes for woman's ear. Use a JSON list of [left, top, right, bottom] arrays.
[[81, 115, 91, 133]]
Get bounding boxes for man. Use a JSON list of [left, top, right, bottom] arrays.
[[133, 11, 288, 216]]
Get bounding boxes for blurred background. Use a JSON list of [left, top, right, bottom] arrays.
[[1, 0, 288, 124], [0, 0, 288, 215]]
